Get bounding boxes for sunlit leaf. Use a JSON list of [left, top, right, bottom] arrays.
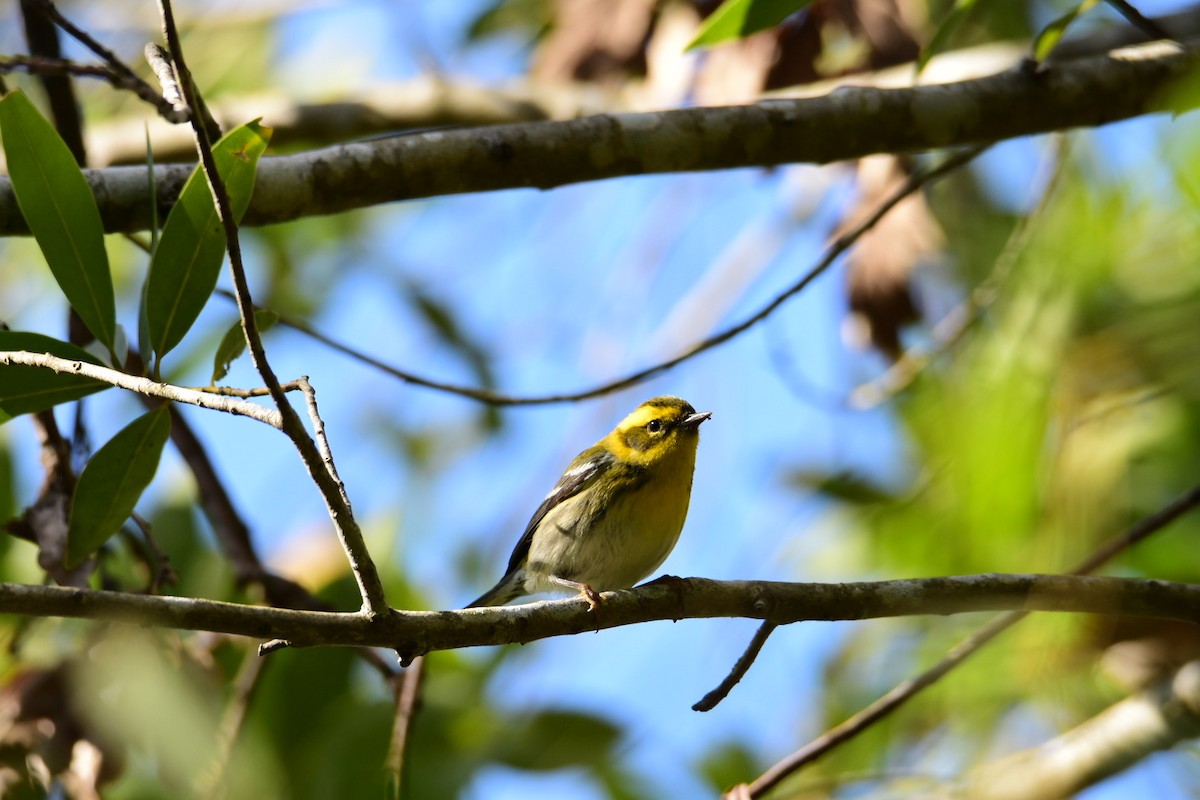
[[918, 0, 981, 73], [210, 309, 278, 383], [0, 90, 116, 353], [687, 0, 812, 50], [66, 406, 171, 568], [1032, 0, 1099, 62], [0, 331, 109, 423], [467, 0, 551, 40], [143, 120, 272, 367], [491, 709, 621, 771]]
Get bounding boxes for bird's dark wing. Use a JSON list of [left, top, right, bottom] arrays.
[[502, 447, 615, 575]]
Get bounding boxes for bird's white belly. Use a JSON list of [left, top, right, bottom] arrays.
[[523, 479, 689, 595]]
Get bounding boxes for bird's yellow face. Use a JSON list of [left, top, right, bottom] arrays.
[[603, 396, 712, 468]]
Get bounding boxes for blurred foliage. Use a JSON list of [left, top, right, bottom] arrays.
[[1, 0, 1199, 798]]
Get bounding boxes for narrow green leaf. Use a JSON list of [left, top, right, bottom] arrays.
[[687, 0, 812, 50], [138, 124, 159, 371], [210, 309, 278, 383], [144, 120, 272, 365], [66, 406, 172, 568], [917, 0, 981, 73], [0, 331, 109, 423], [1032, 0, 1099, 62], [0, 90, 116, 352]]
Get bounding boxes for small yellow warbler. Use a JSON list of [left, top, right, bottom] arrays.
[[468, 396, 710, 609]]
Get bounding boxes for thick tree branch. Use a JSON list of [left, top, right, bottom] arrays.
[[218, 146, 984, 407], [79, 6, 1200, 167], [0, 575, 1194, 657], [963, 660, 1200, 799], [0, 39, 1193, 236], [738, 483, 1200, 796]]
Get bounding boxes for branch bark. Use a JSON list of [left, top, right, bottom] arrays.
[[963, 660, 1200, 799], [0, 350, 284, 427], [0, 575, 1195, 657], [0, 39, 1193, 236]]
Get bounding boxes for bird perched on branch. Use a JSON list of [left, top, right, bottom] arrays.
[[468, 396, 711, 610]]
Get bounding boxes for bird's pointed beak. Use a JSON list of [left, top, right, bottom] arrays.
[[682, 411, 712, 429]]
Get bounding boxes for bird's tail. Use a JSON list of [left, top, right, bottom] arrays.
[[465, 570, 526, 608]]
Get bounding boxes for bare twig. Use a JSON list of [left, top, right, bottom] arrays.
[[20, 0, 188, 123], [0, 55, 185, 120], [18, 0, 85, 165], [218, 147, 986, 408], [192, 381, 304, 397], [297, 377, 352, 513], [1102, 0, 1174, 41], [30, 0, 131, 73], [386, 656, 425, 798], [962, 659, 1200, 799], [198, 644, 268, 799], [2, 38, 1194, 236], [0, 350, 283, 427], [693, 621, 778, 712], [849, 136, 1070, 409], [735, 483, 1200, 798], [128, 511, 177, 593], [143, 42, 188, 116], [154, 0, 389, 617]]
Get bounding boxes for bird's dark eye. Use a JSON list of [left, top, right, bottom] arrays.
[[647, 419, 663, 433]]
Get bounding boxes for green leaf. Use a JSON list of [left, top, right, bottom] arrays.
[[0, 90, 116, 353], [66, 406, 172, 568], [917, 0, 982, 73], [491, 710, 621, 771], [144, 120, 272, 366], [466, 0, 551, 41], [0, 331, 110, 423], [1032, 0, 1099, 62], [210, 309, 278, 383], [687, 0, 812, 50]]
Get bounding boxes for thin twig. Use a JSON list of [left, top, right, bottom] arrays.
[[386, 655, 425, 799], [154, 0, 390, 617], [0, 55, 183, 119], [217, 147, 988, 408], [693, 621, 778, 712], [297, 377, 352, 511], [129, 511, 177, 593], [31, 0, 130, 72], [849, 136, 1070, 409], [198, 644, 268, 799], [1102, 0, 1174, 41], [143, 42, 188, 116], [0, 350, 283, 427], [20, 0, 189, 122], [191, 381, 303, 397], [736, 483, 1200, 798]]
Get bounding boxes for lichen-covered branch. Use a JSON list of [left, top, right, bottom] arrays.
[[0, 575, 1195, 657], [963, 660, 1200, 799], [0, 39, 1193, 236], [0, 350, 283, 427]]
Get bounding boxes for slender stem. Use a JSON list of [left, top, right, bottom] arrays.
[[386, 656, 426, 798], [0, 351, 284, 427], [216, 147, 988, 409], [154, 0, 390, 617], [693, 622, 778, 712], [739, 483, 1200, 798]]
